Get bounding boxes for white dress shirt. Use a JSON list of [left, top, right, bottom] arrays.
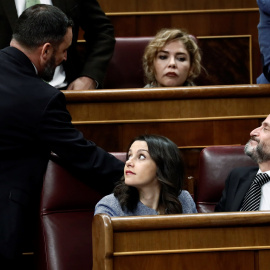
[[15, 0, 53, 16], [14, 0, 67, 88], [256, 169, 270, 210]]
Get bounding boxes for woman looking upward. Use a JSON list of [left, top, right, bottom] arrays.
[[95, 134, 197, 216]]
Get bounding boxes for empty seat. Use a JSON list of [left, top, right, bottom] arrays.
[[196, 145, 256, 213], [104, 37, 153, 89], [38, 153, 126, 270]]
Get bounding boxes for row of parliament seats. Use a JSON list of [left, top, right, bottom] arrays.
[[103, 37, 152, 89], [93, 35, 196, 89], [37, 145, 257, 269], [196, 145, 256, 212], [96, 34, 250, 88]]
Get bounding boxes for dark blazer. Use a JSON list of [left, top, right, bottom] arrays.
[[0, 0, 115, 87], [0, 46, 124, 259], [215, 166, 259, 212], [257, 0, 270, 83]]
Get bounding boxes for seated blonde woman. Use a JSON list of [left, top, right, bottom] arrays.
[[143, 28, 202, 87], [94, 134, 197, 216]]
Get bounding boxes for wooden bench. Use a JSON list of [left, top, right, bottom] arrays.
[[92, 212, 270, 270]]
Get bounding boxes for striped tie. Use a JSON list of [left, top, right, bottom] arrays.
[[240, 173, 270, 211], [25, 0, 41, 9]]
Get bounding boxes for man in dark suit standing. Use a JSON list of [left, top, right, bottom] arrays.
[[215, 115, 270, 212], [0, 4, 123, 267], [0, 0, 115, 89]]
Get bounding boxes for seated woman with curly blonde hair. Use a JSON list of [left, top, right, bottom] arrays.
[[143, 28, 202, 87]]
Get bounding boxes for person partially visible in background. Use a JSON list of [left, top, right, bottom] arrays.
[[143, 28, 201, 88], [256, 0, 270, 84], [0, 0, 115, 89]]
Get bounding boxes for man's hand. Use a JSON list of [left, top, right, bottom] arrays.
[[67, 76, 97, 90]]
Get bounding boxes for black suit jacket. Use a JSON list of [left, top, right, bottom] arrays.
[[0, 46, 123, 259], [215, 166, 259, 212], [0, 0, 115, 87]]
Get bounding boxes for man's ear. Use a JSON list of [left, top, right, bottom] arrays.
[[40, 43, 53, 64]]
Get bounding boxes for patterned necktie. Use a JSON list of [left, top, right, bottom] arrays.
[[25, 0, 41, 9], [240, 173, 270, 211]]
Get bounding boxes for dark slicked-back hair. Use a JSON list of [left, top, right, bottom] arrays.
[[12, 4, 73, 49], [114, 134, 185, 214]]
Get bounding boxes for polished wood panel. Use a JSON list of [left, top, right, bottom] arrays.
[[64, 85, 270, 122], [108, 10, 259, 37], [99, 0, 257, 13], [64, 84, 269, 151], [113, 252, 255, 270], [92, 212, 270, 270], [195, 36, 251, 85]]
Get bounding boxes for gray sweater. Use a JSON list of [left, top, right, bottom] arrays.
[[94, 190, 197, 216]]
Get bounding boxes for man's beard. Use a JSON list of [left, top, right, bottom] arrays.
[[245, 138, 270, 164], [40, 53, 56, 82]]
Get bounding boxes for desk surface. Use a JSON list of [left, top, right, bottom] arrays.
[[64, 84, 270, 123]]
